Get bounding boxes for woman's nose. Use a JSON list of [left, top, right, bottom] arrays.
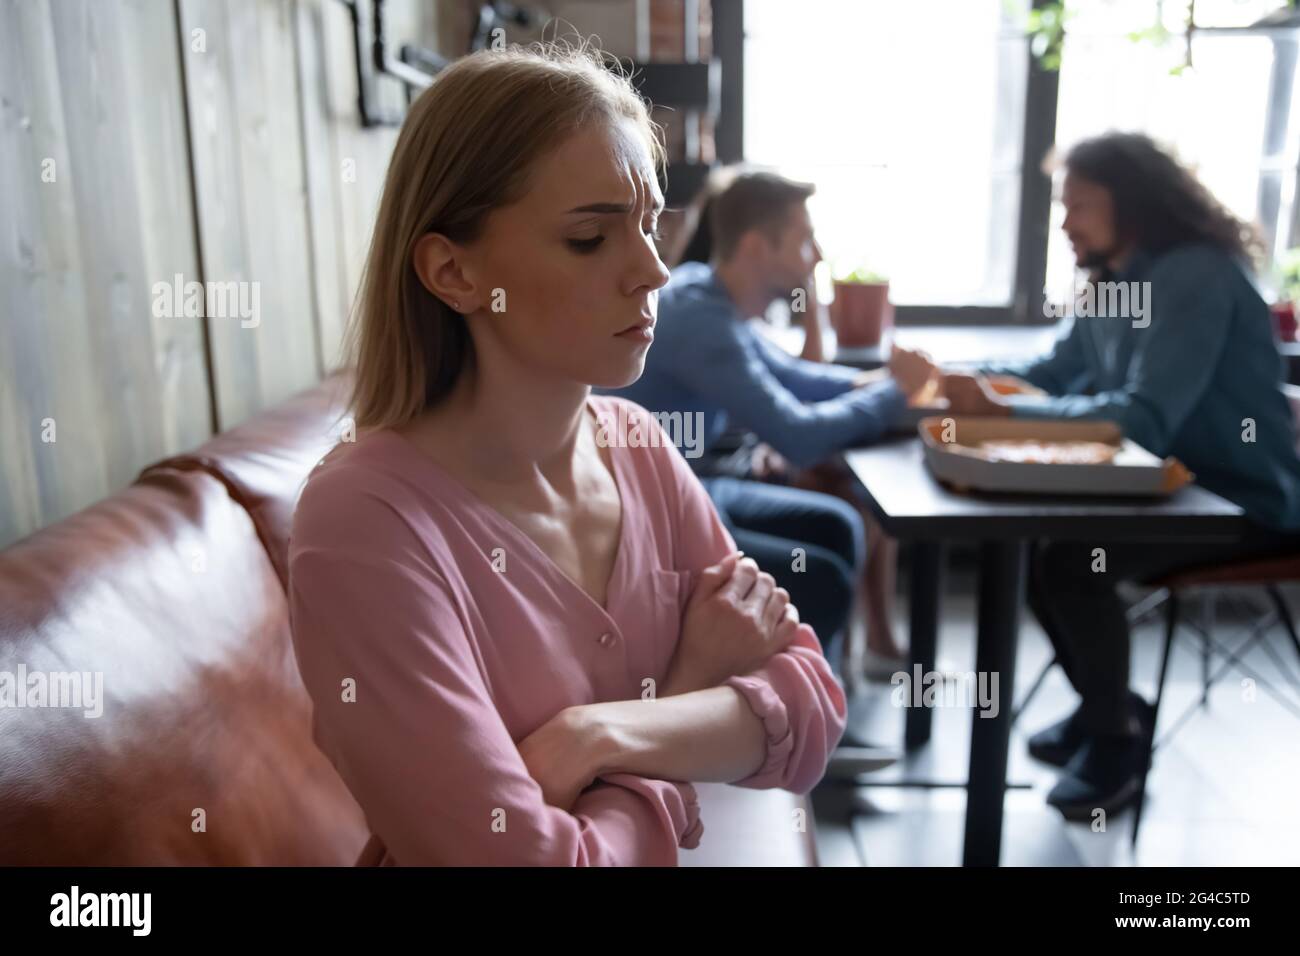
[[646, 257, 671, 295], [632, 235, 671, 294]]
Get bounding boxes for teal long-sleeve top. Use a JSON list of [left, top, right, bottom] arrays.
[[979, 243, 1300, 531]]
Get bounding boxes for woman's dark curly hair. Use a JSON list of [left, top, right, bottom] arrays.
[[1060, 132, 1263, 263]]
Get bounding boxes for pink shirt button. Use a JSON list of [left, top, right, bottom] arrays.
[[598, 632, 615, 647]]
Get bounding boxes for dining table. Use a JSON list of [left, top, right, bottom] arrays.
[[841, 435, 1246, 866]]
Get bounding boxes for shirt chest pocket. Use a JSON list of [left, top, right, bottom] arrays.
[[633, 568, 694, 689]]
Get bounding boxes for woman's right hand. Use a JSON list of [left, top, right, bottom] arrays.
[[660, 553, 801, 697]]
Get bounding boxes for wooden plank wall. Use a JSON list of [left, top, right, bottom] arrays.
[[0, 0, 210, 546], [0, 0, 440, 548], [179, 0, 322, 429], [295, 0, 427, 373]]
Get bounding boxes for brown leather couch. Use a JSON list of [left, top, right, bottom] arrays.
[[0, 375, 817, 866]]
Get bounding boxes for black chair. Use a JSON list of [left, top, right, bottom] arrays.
[[1013, 384, 1300, 845], [1129, 558, 1300, 843]]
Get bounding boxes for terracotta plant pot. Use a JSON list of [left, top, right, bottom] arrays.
[[830, 280, 893, 348]]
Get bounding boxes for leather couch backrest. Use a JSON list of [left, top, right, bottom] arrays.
[[0, 460, 366, 864], [144, 374, 354, 588]]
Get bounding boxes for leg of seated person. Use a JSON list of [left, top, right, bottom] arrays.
[[726, 527, 855, 669], [787, 460, 905, 662], [704, 476, 864, 575], [701, 477, 860, 665], [862, 515, 903, 660], [1030, 540, 1134, 737], [1028, 531, 1300, 815], [1031, 529, 1300, 736]]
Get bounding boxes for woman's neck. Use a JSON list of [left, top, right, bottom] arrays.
[[405, 349, 592, 487]]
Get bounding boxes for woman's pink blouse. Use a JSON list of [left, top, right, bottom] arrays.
[[287, 396, 846, 865]]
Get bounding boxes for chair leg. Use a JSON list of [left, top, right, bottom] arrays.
[[1266, 585, 1300, 683], [1133, 590, 1178, 848], [1010, 654, 1058, 728], [1127, 587, 1170, 626], [1200, 590, 1216, 706]]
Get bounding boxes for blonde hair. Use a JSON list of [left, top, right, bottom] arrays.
[[344, 39, 666, 429]]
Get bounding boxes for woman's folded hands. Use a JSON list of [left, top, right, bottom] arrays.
[[660, 551, 801, 697], [517, 551, 806, 809]]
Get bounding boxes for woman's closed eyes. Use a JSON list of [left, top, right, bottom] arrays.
[[566, 222, 662, 255], [567, 235, 605, 253]]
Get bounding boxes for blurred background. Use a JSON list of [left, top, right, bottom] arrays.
[[5, 0, 1300, 549], [4, 0, 1300, 870]]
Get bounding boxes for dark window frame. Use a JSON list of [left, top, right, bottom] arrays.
[[714, 0, 1063, 326]]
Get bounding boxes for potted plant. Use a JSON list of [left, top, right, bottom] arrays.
[[830, 265, 892, 348]]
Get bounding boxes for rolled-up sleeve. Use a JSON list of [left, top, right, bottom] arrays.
[[288, 483, 702, 866], [723, 622, 847, 794], [633, 402, 848, 791], [975, 316, 1092, 396]]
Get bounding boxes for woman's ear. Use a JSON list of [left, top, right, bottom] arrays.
[[412, 233, 479, 313]]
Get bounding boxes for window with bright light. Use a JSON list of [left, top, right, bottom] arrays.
[[1046, 0, 1300, 301], [744, 0, 1031, 307]]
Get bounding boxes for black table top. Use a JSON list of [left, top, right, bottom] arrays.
[[843, 437, 1246, 542]]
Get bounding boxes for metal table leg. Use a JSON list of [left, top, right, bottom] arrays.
[[962, 539, 1026, 866], [905, 540, 944, 750]]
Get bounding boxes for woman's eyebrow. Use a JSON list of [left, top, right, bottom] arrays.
[[565, 197, 666, 215]]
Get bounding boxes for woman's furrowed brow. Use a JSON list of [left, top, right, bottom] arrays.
[[565, 202, 631, 214], [564, 197, 666, 215]]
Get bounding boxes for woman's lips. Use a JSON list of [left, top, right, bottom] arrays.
[[616, 320, 655, 343]]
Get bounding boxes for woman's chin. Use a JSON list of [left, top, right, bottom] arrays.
[[586, 355, 647, 390]]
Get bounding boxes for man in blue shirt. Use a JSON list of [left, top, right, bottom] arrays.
[[607, 171, 936, 690], [943, 132, 1300, 820]]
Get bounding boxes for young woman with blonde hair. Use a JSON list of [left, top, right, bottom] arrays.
[[287, 40, 846, 866]]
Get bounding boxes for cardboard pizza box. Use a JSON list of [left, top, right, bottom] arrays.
[[918, 416, 1193, 496]]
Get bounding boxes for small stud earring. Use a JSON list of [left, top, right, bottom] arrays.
[[450, 299, 460, 310]]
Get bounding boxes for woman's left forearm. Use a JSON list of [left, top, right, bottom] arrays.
[[576, 685, 768, 784]]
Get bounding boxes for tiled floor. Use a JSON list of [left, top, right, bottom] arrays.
[[811, 563, 1300, 866]]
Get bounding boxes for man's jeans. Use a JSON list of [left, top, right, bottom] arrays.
[[701, 476, 865, 668]]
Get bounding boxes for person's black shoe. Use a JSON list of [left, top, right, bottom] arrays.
[[1027, 691, 1154, 767], [1046, 732, 1149, 822], [1026, 704, 1087, 767]]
